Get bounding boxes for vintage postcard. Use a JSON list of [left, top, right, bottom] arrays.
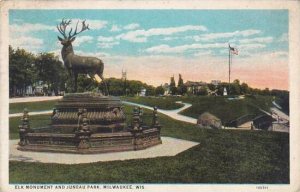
[[0, 0, 299, 192]]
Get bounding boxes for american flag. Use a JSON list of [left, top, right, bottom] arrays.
[[229, 45, 239, 55]]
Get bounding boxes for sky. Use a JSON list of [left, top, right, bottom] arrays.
[[9, 9, 289, 90]]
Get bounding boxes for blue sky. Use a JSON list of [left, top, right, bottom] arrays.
[[9, 9, 289, 89]]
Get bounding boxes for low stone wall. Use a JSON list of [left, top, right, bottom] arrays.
[[18, 128, 161, 154]]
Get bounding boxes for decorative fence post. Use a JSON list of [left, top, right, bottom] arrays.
[[152, 106, 161, 131], [131, 107, 145, 150], [132, 107, 140, 130], [138, 107, 143, 130], [18, 108, 30, 146], [76, 108, 91, 150]]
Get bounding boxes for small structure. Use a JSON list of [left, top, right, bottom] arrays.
[[139, 88, 146, 97], [184, 81, 207, 95], [197, 112, 222, 129], [253, 114, 275, 130], [223, 87, 228, 96], [162, 83, 170, 95], [211, 80, 221, 86]]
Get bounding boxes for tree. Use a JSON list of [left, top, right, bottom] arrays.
[[169, 76, 177, 95], [177, 74, 187, 95], [9, 46, 36, 97], [35, 53, 67, 95], [155, 85, 165, 96], [99, 78, 157, 96], [76, 74, 98, 93], [197, 86, 208, 96], [240, 82, 250, 94], [146, 86, 155, 96], [262, 88, 270, 96], [207, 83, 216, 91], [230, 79, 241, 95]]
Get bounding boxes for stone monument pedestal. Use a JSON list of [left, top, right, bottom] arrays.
[[17, 93, 162, 154]]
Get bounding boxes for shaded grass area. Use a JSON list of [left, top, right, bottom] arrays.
[[180, 95, 273, 123], [10, 100, 59, 114], [9, 106, 289, 183], [122, 96, 184, 110], [124, 95, 273, 123]]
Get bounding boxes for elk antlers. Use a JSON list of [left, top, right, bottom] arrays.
[[57, 19, 90, 40]]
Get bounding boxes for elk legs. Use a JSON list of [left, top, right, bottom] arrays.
[[98, 73, 109, 96]]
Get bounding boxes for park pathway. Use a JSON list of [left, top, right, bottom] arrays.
[[9, 96, 62, 118], [9, 96, 63, 103], [123, 101, 197, 124]]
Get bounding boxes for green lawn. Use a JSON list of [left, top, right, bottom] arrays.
[[9, 114, 52, 139], [10, 100, 59, 114], [180, 95, 273, 123], [9, 104, 289, 183], [123, 95, 273, 123]]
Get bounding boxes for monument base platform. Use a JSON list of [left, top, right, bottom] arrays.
[[17, 92, 162, 154], [17, 128, 161, 154]]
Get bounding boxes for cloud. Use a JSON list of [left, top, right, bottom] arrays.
[[56, 19, 107, 31], [72, 36, 93, 47], [110, 25, 121, 32], [97, 36, 115, 42], [145, 43, 227, 54], [75, 50, 111, 58], [192, 29, 261, 42], [254, 51, 288, 59], [97, 42, 120, 49], [193, 50, 213, 57], [123, 23, 140, 30], [117, 25, 207, 43], [110, 23, 140, 32], [86, 20, 108, 30], [218, 43, 267, 56], [278, 33, 288, 42], [239, 37, 273, 44], [162, 37, 179, 41], [10, 23, 54, 34], [238, 43, 266, 50], [10, 36, 44, 51], [97, 36, 119, 48]]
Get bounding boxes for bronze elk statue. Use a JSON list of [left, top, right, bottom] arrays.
[[57, 19, 108, 94]]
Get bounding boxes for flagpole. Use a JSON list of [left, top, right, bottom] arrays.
[[228, 44, 231, 95]]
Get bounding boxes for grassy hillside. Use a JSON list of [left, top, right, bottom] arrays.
[[10, 104, 289, 183], [123, 95, 273, 123], [180, 95, 273, 123]]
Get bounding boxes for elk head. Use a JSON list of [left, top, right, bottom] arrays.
[[57, 19, 90, 46]]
